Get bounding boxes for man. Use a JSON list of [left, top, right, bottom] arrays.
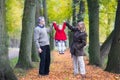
[[34, 16, 52, 76]]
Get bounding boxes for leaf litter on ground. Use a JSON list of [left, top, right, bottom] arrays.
[[19, 49, 120, 80]]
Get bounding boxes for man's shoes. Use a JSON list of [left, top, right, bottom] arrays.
[[38, 74, 43, 78], [38, 73, 49, 78]]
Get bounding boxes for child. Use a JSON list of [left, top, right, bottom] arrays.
[[53, 22, 67, 54], [66, 21, 87, 78]]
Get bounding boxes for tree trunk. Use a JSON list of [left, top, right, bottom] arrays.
[[72, 0, 77, 26], [35, 0, 42, 26], [31, 38, 39, 62], [50, 30, 54, 50], [100, 31, 113, 68], [69, 0, 77, 46], [0, 0, 17, 79], [105, 1, 120, 73], [87, 0, 102, 67], [16, 0, 36, 69], [49, 21, 54, 50], [43, 0, 54, 50], [43, 0, 48, 25], [77, 0, 85, 22], [31, 0, 41, 62], [100, 2, 115, 68]]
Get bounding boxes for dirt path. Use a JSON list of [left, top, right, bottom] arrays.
[[19, 49, 119, 80]]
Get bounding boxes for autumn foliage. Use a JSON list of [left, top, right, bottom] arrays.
[[19, 49, 120, 80]]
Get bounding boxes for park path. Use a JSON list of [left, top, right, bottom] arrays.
[[19, 49, 119, 80], [8, 48, 19, 59]]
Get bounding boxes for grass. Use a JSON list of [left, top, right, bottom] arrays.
[[9, 57, 27, 78], [10, 57, 40, 69], [9, 50, 54, 69], [10, 57, 18, 69]]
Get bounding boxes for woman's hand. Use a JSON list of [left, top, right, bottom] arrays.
[[52, 21, 56, 26]]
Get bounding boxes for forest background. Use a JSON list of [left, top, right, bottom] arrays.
[[6, 0, 116, 47]]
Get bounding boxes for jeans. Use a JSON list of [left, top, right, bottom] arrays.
[[72, 55, 86, 75], [39, 45, 51, 75]]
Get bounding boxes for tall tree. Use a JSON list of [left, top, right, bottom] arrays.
[[105, 1, 120, 73], [35, 0, 42, 25], [72, 0, 77, 26], [31, 38, 39, 62], [77, 0, 85, 22], [43, 0, 54, 50], [49, 25, 54, 50], [100, 31, 114, 67], [68, 0, 77, 46], [43, 0, 48, 25], [0, 0, 17, 79], [87, 0, 102, 67], [31, 0, 41, 62], [99, 0, 116, 68], [16, 0, 36, 69]]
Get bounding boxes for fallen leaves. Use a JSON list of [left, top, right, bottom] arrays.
[[19, 49, 120, 80]]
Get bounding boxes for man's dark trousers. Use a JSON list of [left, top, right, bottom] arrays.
[[39, 45, 50, 75]]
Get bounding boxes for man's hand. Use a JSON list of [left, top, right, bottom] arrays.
[[38, 48, 42, 53]]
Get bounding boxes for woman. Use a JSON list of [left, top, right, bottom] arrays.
[[53, 22, 67, 54], [66, 21, 87, 78]]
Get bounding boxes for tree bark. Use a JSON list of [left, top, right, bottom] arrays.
[[42, 0, 54, 50], [31, 38, 39, 62], [105, 1, 120, 73], [100, 31, 113, 67], [0, 0, 17, 79], [16, 0, 36, 69], [31, 0, 41, 62], [72, 0, 77, 26], [77, 0, 85, 22], [68, 0, 77, 46], [35, 0, 42, 26], [87, 0, 102, 67], [50, 30, 54, 50], [43, 0, 48, 25]]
